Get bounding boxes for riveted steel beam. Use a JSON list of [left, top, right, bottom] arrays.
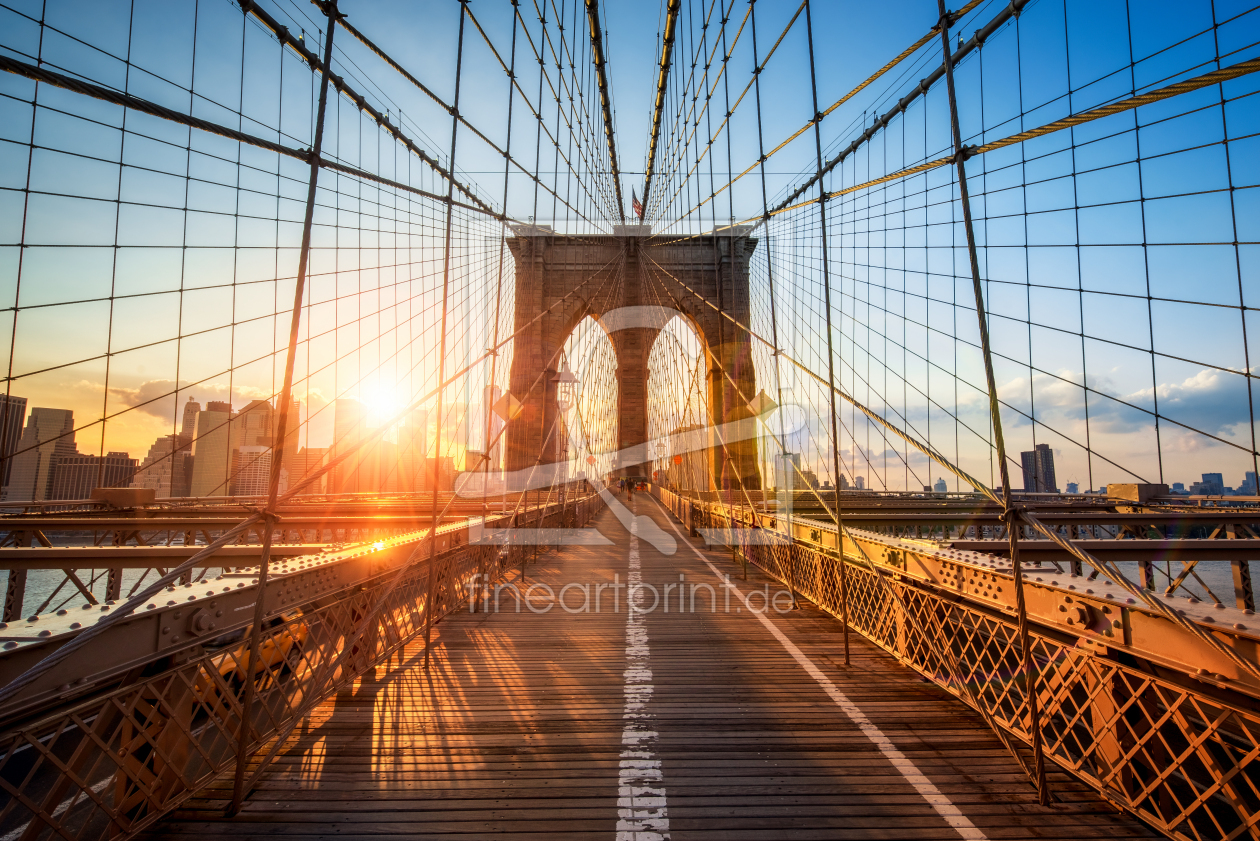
[[585, 0, 626, 221], [641, 0, 681, 213]]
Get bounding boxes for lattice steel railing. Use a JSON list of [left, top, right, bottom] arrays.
[[658, 487, 1260, 841], [0, 492, 599, 841]]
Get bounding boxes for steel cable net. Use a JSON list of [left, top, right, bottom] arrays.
[[2, 0, 1260, 840], [0, 0, 625, 610], [0, 0, 624, 835], [634, 2, 1260, 839], [643, 0, 1260, 586]]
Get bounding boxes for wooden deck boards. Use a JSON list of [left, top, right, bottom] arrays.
[[143, 498, 1156, 840]]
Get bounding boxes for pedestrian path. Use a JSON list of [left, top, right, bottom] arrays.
[[144, 498, 1155, 839]]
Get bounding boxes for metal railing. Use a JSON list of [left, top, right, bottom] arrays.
[[657, 486, 1260, 841], [0, 493, 601, 841]]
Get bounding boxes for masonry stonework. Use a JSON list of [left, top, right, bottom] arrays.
[[504, 226, 760, 491]]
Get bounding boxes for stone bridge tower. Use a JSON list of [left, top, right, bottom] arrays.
[[504, 225, 760, 491]]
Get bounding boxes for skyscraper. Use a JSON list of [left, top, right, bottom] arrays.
[[280, 399, 300, 482], [180, 397, 201, 437], [288, 447, 329, 495], [1192, 473, 1225, 495], [331, 399, 364, 494], [0, 393, 28, 487], [666, 424, 712, 491], [1020, 443, 1059, 493], [395, 409, 429, 493], [132, 433, 193, 498], [4, 407, 76, 501], [51, 452, 136, 500], [484, 385, 504, 467], [231, 445, 279, 497], [425, 456, 456, 493], [189, 402, 236, 496], [235, 400, 275, 449], [774, 452, 797, 492]]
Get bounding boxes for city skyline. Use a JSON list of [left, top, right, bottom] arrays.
[[0, 387, 506, 500]]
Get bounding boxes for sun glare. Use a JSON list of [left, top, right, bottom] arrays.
[[362, 385, 404, 427]]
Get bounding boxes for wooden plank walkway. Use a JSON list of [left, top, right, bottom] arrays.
[[144, 497, 1156, 840]]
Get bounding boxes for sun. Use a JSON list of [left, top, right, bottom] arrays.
[[361, 384, 404, 427]]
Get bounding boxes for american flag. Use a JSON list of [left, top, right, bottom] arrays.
[[631, 188, 643, 219]]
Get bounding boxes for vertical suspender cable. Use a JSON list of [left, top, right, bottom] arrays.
[[933, 0, 1048, 805], [749, 0, 799, 610], [802, 0, 849, 660], [229, 0, 339, 816], [425, 0, 469, 670], [478, 1, 521, 609]]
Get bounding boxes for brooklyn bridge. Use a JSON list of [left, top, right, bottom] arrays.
[[0, 0, 1258, 838]]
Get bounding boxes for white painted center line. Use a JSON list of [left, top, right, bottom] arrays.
[[651, 497, 987, 841], [616, 501, 671, 841]]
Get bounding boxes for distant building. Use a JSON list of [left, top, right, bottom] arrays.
[[180, 397, 201, 437], [231, 446, 281, 497], [5, 407, 76, 501], [229, 401, 278, 496], [483, 385, 503, 466], [235, 400, 275, 448], [933, 477, 947, 493], [854, 476, 865, 490], [1066, 482, 1079, 494], [186, 398, 296, 497], [288, 447, 329, 495], [800, 469, 820, 489], [1172, 482, 1187, 494], [189, 402, 236, 496], [1239, 472, 1258, 496], [330, 399, 364, 494], [132, 433, 193, 498], [1191, 473, 1225, 495], [1020, 443, 1058, 493], [51, 452, 136, 500], [395, 410, 429, 493], [0, 394, 28, 487], [364, 438, 401, 493], [774, 453, 802, 491], [425, 456, 456, 493]]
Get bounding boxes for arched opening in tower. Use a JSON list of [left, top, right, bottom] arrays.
[[646, 315, 712, 492], [559, 315, 619, 482]]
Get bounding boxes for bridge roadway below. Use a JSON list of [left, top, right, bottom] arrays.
[[142, 499, 1155, 840]]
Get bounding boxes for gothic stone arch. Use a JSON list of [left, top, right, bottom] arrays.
[[505, 225, 760, 491]]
